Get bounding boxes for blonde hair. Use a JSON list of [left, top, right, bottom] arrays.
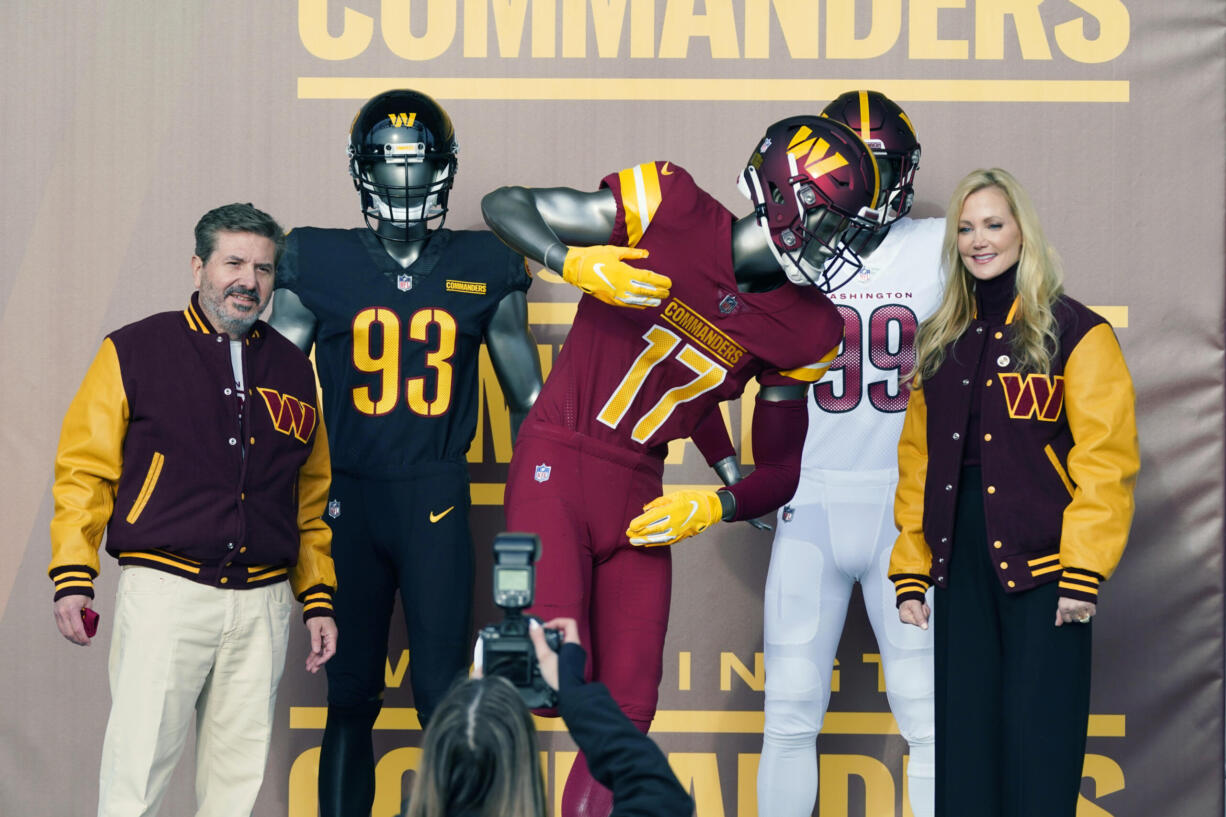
[[406, 676, 546, 817], [913, 168, 1064, 381]]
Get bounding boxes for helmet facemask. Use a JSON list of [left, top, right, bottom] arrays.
[[353, 150, 453, 240]]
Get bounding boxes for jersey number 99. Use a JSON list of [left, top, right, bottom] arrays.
[[814, 304, 918, 414]]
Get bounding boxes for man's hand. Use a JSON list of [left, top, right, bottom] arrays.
[[1055, 597, 1096, 627], [626, 489, 723, 546], [899, 599, 930, 630], [54, 595, 92, 646], [305, 616, 337, 673], [561, 245, 671, 308]]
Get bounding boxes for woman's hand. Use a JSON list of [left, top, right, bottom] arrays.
[[1055, 597, 1096, 627], [529, 617, 581, 691], [899, 599, 931, 630]]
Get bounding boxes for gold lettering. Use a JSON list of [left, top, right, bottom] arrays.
[[288, 747, 321, 816], [738, 754, 759, 816], [1055, 0, 1130, 64], [909, 0, 969, 60], [533, 0, 557, 57], [679, 650, 692, 690], [385, 649, 411, 688], [659, 0, 740, 59], [1078, 754, 1125, 816], [975, 0, 1052, 60], [720, 651, 764, 691], [492, 0, 531, 57], [826, 0, 902, 60], [299, 0, 373, 60], [819, 754, 895, 816], [463, 0, 488, 56], [862, 652, 886, 692], [744, 0, 818, 59], [374, 747, 422, 814], [667, 753, 726, 816], [382, 0, 456, 61]]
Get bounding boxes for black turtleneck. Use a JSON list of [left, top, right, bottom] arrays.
[[963, 263, 1019, 465]]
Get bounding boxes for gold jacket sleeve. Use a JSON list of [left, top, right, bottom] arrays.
[[890, 380, 932, 583], [1058, 323, 1139, 582], [289, 408, 336, 605], [49, 339, 129, 581]]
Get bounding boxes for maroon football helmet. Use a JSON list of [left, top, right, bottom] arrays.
[[821, 90, 920, 225], [738, 115, 881, 292]]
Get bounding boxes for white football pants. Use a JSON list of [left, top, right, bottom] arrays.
[[758, 469, 934, 817]]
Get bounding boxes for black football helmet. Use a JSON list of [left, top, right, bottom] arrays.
[[821, 90, 920, 225], [348, 89, 459, 238], [737, 115, 882, 292]]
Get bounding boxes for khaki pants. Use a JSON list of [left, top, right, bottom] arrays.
[[97, 567, 293, 817]]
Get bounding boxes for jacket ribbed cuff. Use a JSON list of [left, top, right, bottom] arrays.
[[1056, 567, 1103, 603], [891, 574, 932, 608], [50, 565, 97, 601], [298, 584, 335, 621]]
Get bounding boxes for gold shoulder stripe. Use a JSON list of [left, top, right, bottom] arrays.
[[618, 162, 663, 247]]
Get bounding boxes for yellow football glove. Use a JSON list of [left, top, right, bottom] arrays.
[[626, 489, 724, 547], [560, 244, 671, 308]]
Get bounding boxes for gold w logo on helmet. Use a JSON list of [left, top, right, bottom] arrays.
[[787, 126, 849, 179], [387, 112, 416, 128]]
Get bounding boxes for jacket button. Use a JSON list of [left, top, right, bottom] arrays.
[[945, 484, 953, 492], [220, 577, 229, 584], [239, 546, 247, 553], [987, 485, 996, 494], [228, 437, 237, 446], [962, 378, 970, 386], [224, 388, 232, 396], [976, 326, 984, 334], [216, 336, 224, 343], [984, 433, 992, 442], [952, 432, 960, 440], [249, 436, 255, 445], [996, 355, 1010, 367], [993, 540, 1003, 549], [999, 561, 1008, 570], [1007, 580, 1016, 588], [941, 537, 948, 543], [935, 575, 945, 583], [994, 331, 1003, 339], [227, 542, 234, 550], [937, 557, 945, 564]]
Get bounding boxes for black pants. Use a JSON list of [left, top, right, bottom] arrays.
[[934, 467, 1092, 817], [323, 464, 474, 720]]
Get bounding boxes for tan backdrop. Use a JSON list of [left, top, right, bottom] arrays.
[[1, 2, 1222, 815]]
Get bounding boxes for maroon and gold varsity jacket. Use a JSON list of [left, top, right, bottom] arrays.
[[49, 294, 335, 619], [889, 295, 1139, 606]]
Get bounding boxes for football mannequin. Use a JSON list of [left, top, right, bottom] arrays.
[[758, 91, 942, 817], [481, 115, 881, 817], [268, 89, 543, 817]]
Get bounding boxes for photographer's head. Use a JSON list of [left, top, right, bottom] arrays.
[[406, 675, 546, 817]]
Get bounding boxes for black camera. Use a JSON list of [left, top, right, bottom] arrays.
[[479, 532, 561, 708]]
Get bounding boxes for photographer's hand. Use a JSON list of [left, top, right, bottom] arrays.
[[530, 617, 584, 691]]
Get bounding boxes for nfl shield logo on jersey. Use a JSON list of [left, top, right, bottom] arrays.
[[327, 499, 341, 519], [397, 273, 413, 292], [782, 505, 794, 523], [534, 463, 551, 483]]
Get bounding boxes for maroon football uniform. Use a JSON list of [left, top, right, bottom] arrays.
[[528, 161, 842, 454]]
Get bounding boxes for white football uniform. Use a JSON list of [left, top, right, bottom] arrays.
[[758, 217, 945, 817]]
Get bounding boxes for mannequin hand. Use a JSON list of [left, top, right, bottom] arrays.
[[899, 599, 930, 630], [627, 489, 723, 546], [1055, 597, 1096, 627], [561, 245, 670, 308]]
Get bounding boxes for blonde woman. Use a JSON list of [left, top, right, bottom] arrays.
[[888, 168, 1139, 817]]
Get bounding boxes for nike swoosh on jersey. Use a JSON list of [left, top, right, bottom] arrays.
[[429, 506, 455, 523]]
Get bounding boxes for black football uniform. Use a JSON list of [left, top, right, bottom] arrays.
[[281, 226, 530, 721]]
